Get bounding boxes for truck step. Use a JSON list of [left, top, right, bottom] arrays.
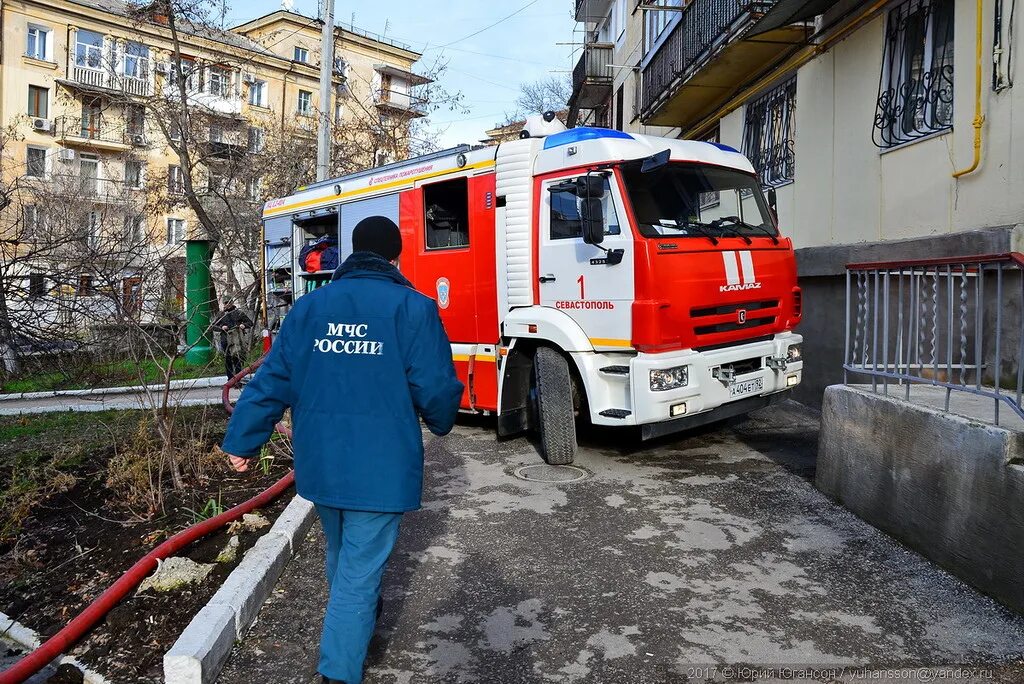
[[599, 365, 630, 375], [599, 408, 632, 419]]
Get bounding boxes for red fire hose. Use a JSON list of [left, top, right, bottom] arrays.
[[1, 355, 292, 684]]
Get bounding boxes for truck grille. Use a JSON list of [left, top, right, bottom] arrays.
[[691, 299, 780, 337]]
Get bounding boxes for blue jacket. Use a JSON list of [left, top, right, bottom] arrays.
[[222, 252, 464, 512]]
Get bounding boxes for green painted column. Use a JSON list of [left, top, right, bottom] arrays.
[[184, 239, 214, 366]]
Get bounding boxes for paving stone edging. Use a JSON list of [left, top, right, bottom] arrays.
[[0, 610, 113, 683], [0, 376, 223, 402], [163, 494, 316, 684]]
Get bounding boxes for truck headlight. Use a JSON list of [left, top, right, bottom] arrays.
[[650, 366, 688, 392], [787, 344, 802, 362]]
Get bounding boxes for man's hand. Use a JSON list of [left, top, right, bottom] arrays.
[[227, 455, 249, 472]]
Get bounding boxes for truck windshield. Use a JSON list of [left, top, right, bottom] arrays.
[[620, 162, 777, 239]]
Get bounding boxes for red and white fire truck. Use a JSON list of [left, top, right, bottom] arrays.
[[261, 116, 803, 465]]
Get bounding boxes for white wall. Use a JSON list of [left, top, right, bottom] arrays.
[[711, 0, 1024, 250]]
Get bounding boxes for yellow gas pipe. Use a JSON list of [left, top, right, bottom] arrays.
[[952, 0, 985, 178]]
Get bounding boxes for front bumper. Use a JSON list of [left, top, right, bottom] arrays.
[[573, 332, 802, 427], [628, 332, 802, 426]]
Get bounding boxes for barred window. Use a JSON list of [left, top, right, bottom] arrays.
[[873, 0, 954, 148], [742, 77, 796, 189]]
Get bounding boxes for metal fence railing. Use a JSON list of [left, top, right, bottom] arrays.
[[845, 253, 1024, 425]]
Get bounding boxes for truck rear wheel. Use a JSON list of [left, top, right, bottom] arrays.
[[533, 347, 577, 465]]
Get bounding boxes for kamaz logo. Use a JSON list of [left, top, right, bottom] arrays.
[[719, 251, 762, 293]]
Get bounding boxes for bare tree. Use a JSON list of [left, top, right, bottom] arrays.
[[499, 75, 573, 128]]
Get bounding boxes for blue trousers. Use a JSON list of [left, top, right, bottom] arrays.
[[315, 505, 403, 684]]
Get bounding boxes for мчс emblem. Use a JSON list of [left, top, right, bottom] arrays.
[[436, 277, 451, 309], [737, 309, 747, 324]]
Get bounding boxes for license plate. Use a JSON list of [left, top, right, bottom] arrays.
[[730, 377, 763, 397]]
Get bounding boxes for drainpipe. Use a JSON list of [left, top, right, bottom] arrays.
[[953, 0, 986, 178], [184, 239, 214, 365]]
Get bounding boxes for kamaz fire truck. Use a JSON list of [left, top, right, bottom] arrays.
[[261, 115, 803, 465]]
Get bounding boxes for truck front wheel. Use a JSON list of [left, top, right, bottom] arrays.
[[533, 347, 577, 465]]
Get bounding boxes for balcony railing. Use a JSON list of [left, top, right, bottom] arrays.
[[56, 115, 131, 146], [845, 254, 1024, 426], [575, 0, 612, 22], [50, 173, 141, 202], [641, 0, 757, 119], [70, 64, 152, 97], [571, 42, 614, 110]]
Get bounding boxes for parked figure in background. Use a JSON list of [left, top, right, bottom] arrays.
[[220, 216, 463, 684], [213, 301, 253, 381]]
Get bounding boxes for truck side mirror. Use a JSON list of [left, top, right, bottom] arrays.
[[580, 197, 605, 245], [575, 175, 606, 199], [766, 187, 779, 225]]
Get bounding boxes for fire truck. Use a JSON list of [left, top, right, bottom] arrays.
[[261, 115, 803, 465]]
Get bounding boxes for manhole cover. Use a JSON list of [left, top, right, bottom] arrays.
[[512, 464, 589, 483]]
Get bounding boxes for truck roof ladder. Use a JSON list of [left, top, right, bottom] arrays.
[[301, 145, 483, 191]]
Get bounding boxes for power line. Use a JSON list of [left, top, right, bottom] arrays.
[[438, 0, 542, 48]]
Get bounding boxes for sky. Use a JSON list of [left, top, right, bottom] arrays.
[[225, 1, 580, 148]]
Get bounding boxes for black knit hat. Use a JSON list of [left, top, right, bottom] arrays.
[[352, 216, 402, 261]]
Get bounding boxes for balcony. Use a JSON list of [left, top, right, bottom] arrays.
[[575, 0, 612, 22], [640, 0, 814, 128], [571, 42, 614, 111], [56, 115, 132, 150], [66, 64, 153, 97], [50, 173, 141, 203], [208, 140, 247, 161]]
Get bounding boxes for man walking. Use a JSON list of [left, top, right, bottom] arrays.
[[221, 216, 463, 684], [212, 300, 252, 381]]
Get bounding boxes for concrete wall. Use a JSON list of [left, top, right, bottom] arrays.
[[817, 384, 1024, 615]]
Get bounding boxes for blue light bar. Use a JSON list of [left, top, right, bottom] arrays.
[[543, 127, 634, 150], [706, 141, 740, 154]]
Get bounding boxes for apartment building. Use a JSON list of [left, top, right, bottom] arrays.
[[571, 0, 1023, 405], [0, 0, 425, 326]]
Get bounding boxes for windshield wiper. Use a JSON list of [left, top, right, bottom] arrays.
[[679, 220, 719, 246], [713, 216, 780, 245]]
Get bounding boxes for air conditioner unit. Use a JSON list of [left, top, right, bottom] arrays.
[[242, 72, 257, 84], [32, 118, 52, 132], [131, 133, 147, 146], [58, 148, 75, 162]]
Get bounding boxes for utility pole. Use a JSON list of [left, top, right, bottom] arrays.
[[316, 0, 335, 181]]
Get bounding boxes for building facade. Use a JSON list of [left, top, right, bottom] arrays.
[[0, 0, 424, 336], [572, 0, 1023, 405]]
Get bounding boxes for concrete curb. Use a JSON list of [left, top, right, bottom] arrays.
[[0, 396, 229, 416], [0, 376, 223, 402], [0, 611, 113, 684], [164, 494, 316, 684]]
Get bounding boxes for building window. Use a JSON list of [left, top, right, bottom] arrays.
[[549, 177, 621, 240], [209, 124, 223, 143], [248, 79, 267, 107], [28, 273, 46, 297], [80, 97, 101, 138], [742, 76, 797, 189], [24, 205, 42, 240], [126, 104, 145, 136], [26, 147, 47, 178], [424, 177, 470, 250], [75, 30, 104, 69], [79, 154, 99, 196], [644, 0, 682, 55], [614, 85, 624, 131], [77, 274, 94, 297], [207, 66, 232, 98], [125, 159, 143, 187], [123, 42, 149, 80], [28, 85, 48, 118], [168, 165, 184, 195], [246, 177, 261, 202], [166, 217, 185, 245], [86, 211, 100, 248], [297, 90, 312, 116], [124, 214, 144, 242], [334, 101, 344, 124], [294, 46, 309, 63], [873, 0, 954, 148], [247, 127, 265, 153], [26, 25, 51, 61]]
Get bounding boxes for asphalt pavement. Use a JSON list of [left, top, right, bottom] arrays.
[[217, 402, 1024, 684]]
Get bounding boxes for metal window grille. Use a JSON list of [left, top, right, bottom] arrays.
[[873, 0, 954, 148], [742, 77, 796, 189]]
